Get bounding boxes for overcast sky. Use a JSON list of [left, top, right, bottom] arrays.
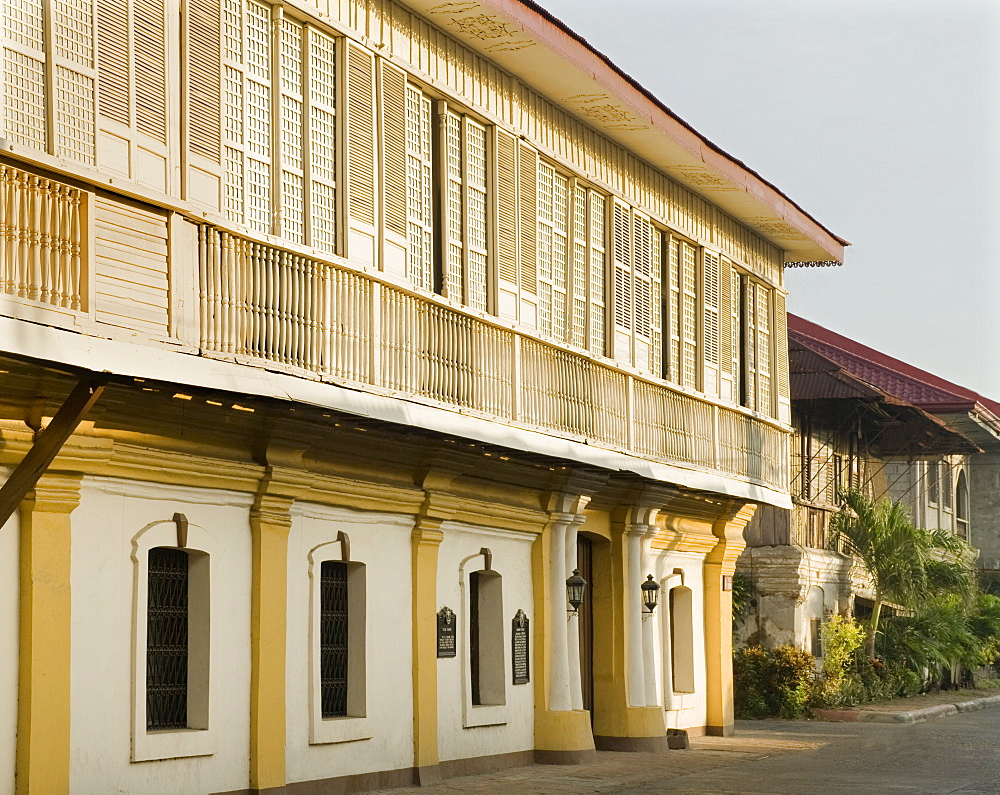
[[542, 0, 1000, 399]]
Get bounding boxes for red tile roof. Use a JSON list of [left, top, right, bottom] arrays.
[[787, 314, 990, 414]]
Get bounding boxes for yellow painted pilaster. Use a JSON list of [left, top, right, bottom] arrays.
[[533, 483, 601, 762], [16, 473, 81, 795], [593, 497, 667, 750], [250, 464, 312, 792], [410, 493, 457, 785], [704, 502, 756, 737]]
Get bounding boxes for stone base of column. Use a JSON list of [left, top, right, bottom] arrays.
[[534, 709, 596, 764], [414, 764, 442, 786], [706, 723, 734, 737], [593, 734, 669, 752], [592, 705, 667, 752]]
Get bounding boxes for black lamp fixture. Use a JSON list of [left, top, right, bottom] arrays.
[[641, 574, 660, 615], [566, 569, 587, 615]]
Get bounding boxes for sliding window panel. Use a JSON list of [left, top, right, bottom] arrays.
[[345, 41, 376, 265], [379, 58, 407, 276], [494, 127, 519, 320], [517, 141, 538, 327]]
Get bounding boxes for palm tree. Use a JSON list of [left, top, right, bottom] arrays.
[[829, 489, 974, 659]]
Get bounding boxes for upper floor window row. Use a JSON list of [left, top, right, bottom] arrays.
[[2, 2, 784, 417], [223, 1, 337, 250]]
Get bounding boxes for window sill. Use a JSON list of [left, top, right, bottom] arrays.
[[309, 715, 372, 745], [132, 727, 214, 762], [462, 704, 507, 728]]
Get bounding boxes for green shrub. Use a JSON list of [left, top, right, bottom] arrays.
[[811, 616, 864, 708], [734, 644, 815, 719], [734, 645, 771, 719]]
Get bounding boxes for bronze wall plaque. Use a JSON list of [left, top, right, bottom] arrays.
[[511, 609, 529, 684], [437, 606, 456, 658]]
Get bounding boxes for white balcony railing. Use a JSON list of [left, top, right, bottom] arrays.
[[198, 226, 789, 492], [0, 165, 85, 310], [0, 162, 787, 492]]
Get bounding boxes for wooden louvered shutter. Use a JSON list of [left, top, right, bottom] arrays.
[[701, 250, 721, 397], [97, 0, 130, 127], [773, 290, 790, 423], [346, 42, 376, 265], [186, 0, 221, 164], [135, 0, 167, 143], [719, 258, 734, 401], [588, 192, 607, 357], [95, 0, 170, 191], [380, 58, 408, 274], [183, 0, 223, 210], [495, 128, 518, 320], [612, 200, 632, 362], [517, 142, 538, 322]]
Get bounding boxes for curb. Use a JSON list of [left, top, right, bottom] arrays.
[[813, 694, 1000, 725]]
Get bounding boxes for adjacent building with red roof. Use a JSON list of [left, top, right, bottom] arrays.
[[737, 314, 997, 655]]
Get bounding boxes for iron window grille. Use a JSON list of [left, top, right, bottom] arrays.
[[320, 561, 349, 718], [146, 547, 189, 730], [470, 571, 481, 705]]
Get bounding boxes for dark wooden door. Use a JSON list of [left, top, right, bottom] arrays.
[[577, 536, 594, 719]]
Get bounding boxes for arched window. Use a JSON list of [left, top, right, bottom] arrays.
[[131, 516, 215, 762], [956, 470, 970, 540], [146, 547, 192, 730], [461, 548, 506, 728], [308, 532, 369, 745], [469, 569, 504, 706]]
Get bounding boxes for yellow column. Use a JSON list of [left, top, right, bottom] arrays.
[[593, 502, 666, 752], [16, 473, 81, 795], [703, 503, 756, 737], [533, 490, 595, 764], [411, 493, 456, 786], [249, 466, 311, 792]]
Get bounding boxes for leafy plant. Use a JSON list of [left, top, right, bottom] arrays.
[[812, 615, 864, 706], [829, 489, 975, 658], [734, 645, 815, 719]]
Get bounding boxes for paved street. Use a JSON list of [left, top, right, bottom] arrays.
[[382, 709, 1000, 794]]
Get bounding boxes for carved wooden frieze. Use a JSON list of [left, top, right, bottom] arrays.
[[428, 2, 536, 52]]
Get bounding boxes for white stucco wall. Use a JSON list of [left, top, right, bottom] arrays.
[[652, 551, 706, 730], [436, 523, 534, 763], [69, 478, 253, 794], [0, 480, 18, 795], [285, 503, 415, 785]]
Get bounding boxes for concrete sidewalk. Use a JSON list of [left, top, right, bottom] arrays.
[[812, 687, 1000, 724]]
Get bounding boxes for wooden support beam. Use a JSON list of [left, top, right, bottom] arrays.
[[0, 378, 104, 527]]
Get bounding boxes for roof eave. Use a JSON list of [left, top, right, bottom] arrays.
[[403, 0, 846, 263]]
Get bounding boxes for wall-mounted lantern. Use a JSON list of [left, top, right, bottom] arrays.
[[566, 569, 587, 616], [641, 574, 660, 616]]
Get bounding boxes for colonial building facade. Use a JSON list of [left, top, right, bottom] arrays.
[[0, 0, 843, 792], [739, 315, 987, 654]]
